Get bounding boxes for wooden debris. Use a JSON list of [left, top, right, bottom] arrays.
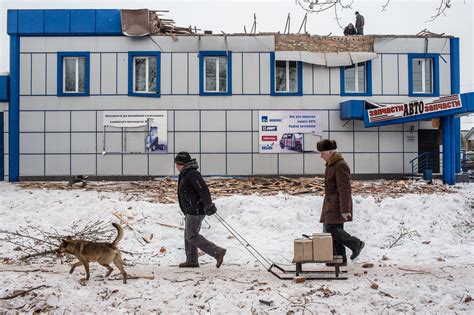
[[16, 177, 455, 205], [259, 298, 274, 306], [362, 263, 375, 268], [1, 285, 51, 300], [293, 276, 306, 284]]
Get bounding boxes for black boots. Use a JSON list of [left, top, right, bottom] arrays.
[[350, 241, 365, 260], [178, 261, 200, 268], [215, 249, 227, 269]]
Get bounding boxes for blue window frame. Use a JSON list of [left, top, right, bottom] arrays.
[[57, 52, 90, 96], [270, 52, 302, 96], [199, 51, 232, 96], [408, 53, 439, 97], [340, 61, 372, 96], [128, 51, 161, 97]]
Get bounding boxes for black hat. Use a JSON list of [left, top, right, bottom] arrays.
[[174, 151, 191, 165], [317, 139, 337, 152], [355, 11, 359, 15]]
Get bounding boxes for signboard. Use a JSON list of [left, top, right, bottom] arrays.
[[367, 95, 462, 124], [103, 111, 168, 153], [259, 111, 323, 153]]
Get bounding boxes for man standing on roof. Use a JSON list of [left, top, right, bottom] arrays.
[[355, 11, 365, 35], [317, 139, 365, 266], [174, 151, 227, 269]]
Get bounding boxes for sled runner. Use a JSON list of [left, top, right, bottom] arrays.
[[268, 255, 348, 280]]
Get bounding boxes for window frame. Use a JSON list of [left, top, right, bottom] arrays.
[[270, 52, 303, 96], [57, 52, 90, 97], [199, 51, 232, 96], [340, 60, 372, 97], [128, 51, 161, 98], [408, 53, 439, 97]]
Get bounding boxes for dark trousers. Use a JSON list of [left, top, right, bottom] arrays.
[[323, 223, 361, 260], [185, 215, 223, 263]]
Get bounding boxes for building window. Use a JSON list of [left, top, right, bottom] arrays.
[[128, 52, 161, 97], [57, 52, 90, 96], [270, 53, 302, 96], [340, 61, 372, 96], [408, 54, 439, 97], [199, 51, 232, 96]]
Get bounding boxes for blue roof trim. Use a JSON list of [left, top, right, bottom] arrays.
[[7, 9, 122, 36], [44, 10, 70, 35]]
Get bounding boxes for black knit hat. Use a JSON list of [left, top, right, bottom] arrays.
[[174, 151, 192, 165], [317, 139, 337, 152]]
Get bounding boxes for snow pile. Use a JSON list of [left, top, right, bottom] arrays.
[[0, 182, 473, 313]]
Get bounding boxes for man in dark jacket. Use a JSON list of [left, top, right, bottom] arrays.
[[317, 139, 364, 266], [175, 151, 226, 268], [355, 11, 365, 35], [343, 23, 357, 36]]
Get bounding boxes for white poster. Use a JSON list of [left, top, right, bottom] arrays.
[[103, 111, 168, 153], [259, 111, 324, 153]]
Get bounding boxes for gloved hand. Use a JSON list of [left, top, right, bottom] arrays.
[[341, 212, 352, 221], [204, 203, 217, 216]]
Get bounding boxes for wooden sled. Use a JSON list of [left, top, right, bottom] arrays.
[[268, 255, 348, 280]]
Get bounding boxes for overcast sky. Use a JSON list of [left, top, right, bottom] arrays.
[[1, 0, 473, 126]]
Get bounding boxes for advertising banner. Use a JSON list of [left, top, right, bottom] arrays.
[[259, 111, 324, 153], [366, 95, 462, 124], [103, 111, 168, 153]]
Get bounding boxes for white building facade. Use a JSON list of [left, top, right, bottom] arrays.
[[3, 9, 470, 183]]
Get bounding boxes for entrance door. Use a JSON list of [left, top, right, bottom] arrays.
[[418, 129, 440, 173]]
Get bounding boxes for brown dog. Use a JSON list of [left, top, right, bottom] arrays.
[[57, 223, 127, 284]]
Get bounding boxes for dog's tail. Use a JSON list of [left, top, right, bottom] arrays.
[[111, 223, 124, 248]]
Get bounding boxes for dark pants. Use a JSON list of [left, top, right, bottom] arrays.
[[185, 214, 223, 263], [323, 223, 361, 260], [356, 27, 364, 35]]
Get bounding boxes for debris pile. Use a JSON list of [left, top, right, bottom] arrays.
[[16, 177, 455, 204]]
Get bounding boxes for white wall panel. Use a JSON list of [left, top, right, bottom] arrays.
[[201, 154, 226, 175], [20, 54, 31, 95], [45, 155, 70, 175], [242, 53, 259, 94], [161, 53, 172, 94], [101, 53, 117, 94], [232, 53, 243, 95], [381, 54, 398, 95], [227, 154, 252, 175], [46, 54, 57, 95], [314, 66, 330, 94], [31, 54, 46, 95], [172, 53, 188, 94]]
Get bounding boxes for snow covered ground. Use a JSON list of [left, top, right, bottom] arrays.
[[0, 181, 473, 313]]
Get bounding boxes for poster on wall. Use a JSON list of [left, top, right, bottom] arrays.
[[259, 111, 324, 153], [103, 111, 168, 153]]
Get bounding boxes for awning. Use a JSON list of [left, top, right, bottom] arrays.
[[275, 51, 378, 67]]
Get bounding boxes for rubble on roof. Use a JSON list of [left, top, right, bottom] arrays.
[[275, 34, 375, 53], [121, 9, 194, 37]]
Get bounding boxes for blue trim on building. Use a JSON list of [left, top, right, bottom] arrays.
[[340, 60, 373, 97], [269, 52, 303, 96], [128, 51, 161, 98], [0, 76, 9, 101], [408, 53, 440, 97], [450, 37, 461, 174], [57, 52, 91, 96], [9, 35, 20, 182], [0, 112, 3, 180], [199, 51, 232, 96], [442, 116, 455, 184], [7, 9, 122, 36], [340, 100, 365, 120]]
